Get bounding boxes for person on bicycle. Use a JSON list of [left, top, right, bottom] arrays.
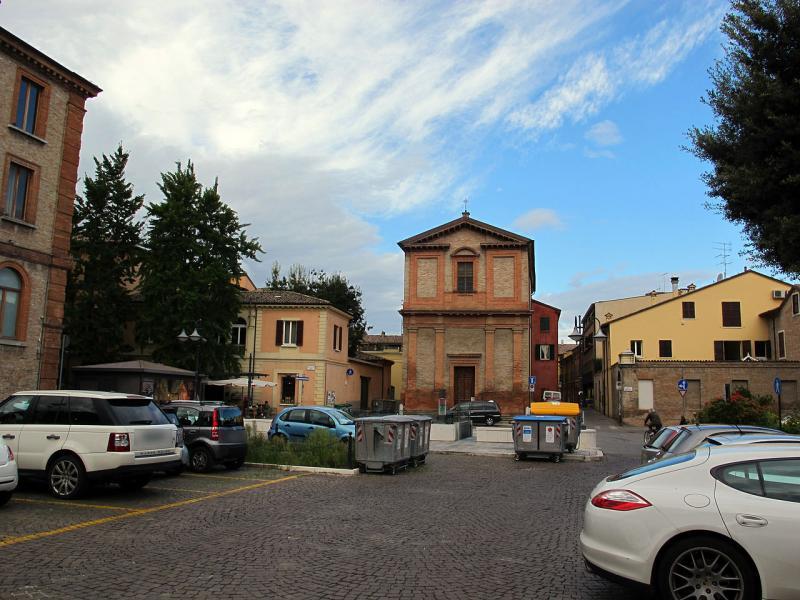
[[644, 408, 662, 434]]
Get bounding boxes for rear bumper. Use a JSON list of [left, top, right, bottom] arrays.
[[583, 557, 652, 595], [209, 443, 247, 462], [88, 459, 183, 482]]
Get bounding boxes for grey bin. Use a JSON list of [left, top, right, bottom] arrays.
[[354, 415, 413, 474], [512, 415, 568, 463], [406, 415, 432, 466]]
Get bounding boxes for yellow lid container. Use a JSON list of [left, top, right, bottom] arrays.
[[530, 401, 581, 417]]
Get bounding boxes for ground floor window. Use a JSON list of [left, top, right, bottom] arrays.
[[280, 375, 296, 403]]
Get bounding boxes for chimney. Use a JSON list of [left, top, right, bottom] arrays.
[[687, 283, 697, 291], [671, 276, 679, 292]]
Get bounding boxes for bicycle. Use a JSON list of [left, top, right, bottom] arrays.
[[643, 427, 661, 446]]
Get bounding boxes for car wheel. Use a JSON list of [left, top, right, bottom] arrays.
[[485, 416, 495, 426], [0, 491, 11, 506], [189, 446, 213, 473], [225, 459, 245, 470], [657, 535, 759, 600], [119, 476, 151, 491], [47, 454, 87, 499]]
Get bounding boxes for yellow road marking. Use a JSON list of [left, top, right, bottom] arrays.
[[0, 473, 304, 549], [12, 498, 135, 512], [146, 486, 207, 494], [182, 473, 275, 482]]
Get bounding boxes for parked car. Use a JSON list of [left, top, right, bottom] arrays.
[[641, 423, 783, 463], [163, 412, 189, 473], [581, 443, 800, 599], [160, 401, 247, 472], [268, 406, 355, 441], [0, 391, 182, 499], [447, 400, 502, 426], [0, 438, 18, 507], [704, 432, 800, 447]]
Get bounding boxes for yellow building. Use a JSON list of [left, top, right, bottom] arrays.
[[566, 271, 800, 423], [236, 290, 392, 414], [359, 333, 404, 399]]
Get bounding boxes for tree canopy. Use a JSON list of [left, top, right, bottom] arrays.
[[65, 145, 143, 364], [137, 162, 262, 378], [689, 0, 800, 277], [268, 261, 368, 355]]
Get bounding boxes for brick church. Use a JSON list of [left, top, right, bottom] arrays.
[[399, 211, 542, 414]]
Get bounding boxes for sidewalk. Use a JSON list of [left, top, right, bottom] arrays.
[[428, 409, 639, 461]]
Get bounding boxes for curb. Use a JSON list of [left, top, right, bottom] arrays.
[[245, 462, 359, 476]]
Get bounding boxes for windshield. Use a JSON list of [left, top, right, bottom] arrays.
[[107, 398, 170, 426], [332, 410, 354, 425], [608, 451, 697, 481]]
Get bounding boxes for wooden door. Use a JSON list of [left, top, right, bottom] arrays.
[[454, 367, 475, 402]]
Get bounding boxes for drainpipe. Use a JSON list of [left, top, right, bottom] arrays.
[[36, 265, 52, 389]]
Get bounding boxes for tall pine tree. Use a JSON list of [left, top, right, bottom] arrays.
[[137, 162, 262, 378], [65, 146, 143, 365]]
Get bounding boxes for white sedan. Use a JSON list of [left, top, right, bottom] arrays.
[[580, 444, 800, 600], [0, 439, 18, 506]]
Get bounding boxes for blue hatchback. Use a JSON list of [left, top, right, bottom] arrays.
[[268, 406, 355, 441]]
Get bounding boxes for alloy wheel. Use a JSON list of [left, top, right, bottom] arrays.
[[669, 546, 744, 600], [50, 459, 80, 497]]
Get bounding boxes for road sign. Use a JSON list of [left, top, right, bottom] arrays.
[[296, 375, 310, 381], [678, 378, 688, 398], [528, 384, 536, 393], [529, 375, 537, 386], [774, 377, 782, 395], [346, 368, 354, 376]]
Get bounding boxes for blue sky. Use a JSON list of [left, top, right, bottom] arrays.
[[3, 1, 767, 339]]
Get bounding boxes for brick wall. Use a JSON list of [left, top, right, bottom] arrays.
[[772, 290, 800, 360]]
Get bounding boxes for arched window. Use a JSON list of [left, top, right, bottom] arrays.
[[230, 317, 247, 347], [0, 267, 22, 339]]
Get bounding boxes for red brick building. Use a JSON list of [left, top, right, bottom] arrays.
[[0, 27, 101, 398], [399, 211, 535, 414], [530, 299, 561, 401]]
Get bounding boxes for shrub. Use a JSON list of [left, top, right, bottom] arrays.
[[246, 427, 350, 468], [696, 388, 778, 428], [782, 411, 800, 435]]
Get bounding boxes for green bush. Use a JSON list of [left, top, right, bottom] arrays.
[[782, 411, 800, 435], [246, 427, 350, 468], [696, 388, 779, 428]]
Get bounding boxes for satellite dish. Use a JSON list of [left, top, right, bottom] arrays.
[[716, 273, 724, 282]]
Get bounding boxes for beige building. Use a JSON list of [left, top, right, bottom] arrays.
[[359, 333, 403, 399], [0, 27, 100, 399], [399, 211, 535, 414], [237, 290, 392, 414]]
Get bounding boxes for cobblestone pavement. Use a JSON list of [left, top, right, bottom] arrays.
[[0, 449, 643, 599]]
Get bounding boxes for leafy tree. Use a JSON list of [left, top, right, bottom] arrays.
[[689, 0, 800, 276], [268, 262, 368, 355], [65, 146, 143, 365], [137, 161, 262, 378]]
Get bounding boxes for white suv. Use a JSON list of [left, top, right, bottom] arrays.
[[0, 439, 17, 506], [0, 390, 182, 499]]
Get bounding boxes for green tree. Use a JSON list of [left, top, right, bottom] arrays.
[[65, 146, 143, 365], [689, 0, 800, 276], [268, 262, 368, 355], [137, 161, 262, 378]]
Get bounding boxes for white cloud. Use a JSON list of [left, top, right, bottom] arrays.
[[585, 120, 623, 146], [513, 209, 564, 232], [0, 1, 722, 332]]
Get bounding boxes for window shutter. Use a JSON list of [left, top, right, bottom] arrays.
[[766, 340, 772, 359], [297, 321, 304, 346], [714, 341, 724, 361], [549, 345, 555, 360], [722, 302, 741, 327], [741, 340, 751, 357], [535, 344, 541, 360], [275, 320, 283, 346]]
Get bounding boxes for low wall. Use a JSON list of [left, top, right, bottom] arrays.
[[245, 419, 272, 436], [577, 428, 597, 450], [475, 427, 512, 443], [431, 422, 472, 442]]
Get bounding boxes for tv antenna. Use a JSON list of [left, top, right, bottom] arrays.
[[714, 242, 732, 278]]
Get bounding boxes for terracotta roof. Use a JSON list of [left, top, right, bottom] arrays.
[[398, 211, 531, 247], [362, 334, 403, 345], [558, 343, 577, 355], [242, 289, 331, 306]]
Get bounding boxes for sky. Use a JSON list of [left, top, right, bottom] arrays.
[[2, 1, 772, 340]]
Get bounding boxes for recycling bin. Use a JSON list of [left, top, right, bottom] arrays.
[[407, 415, 432, 466], [354, 416, 412, 474], [530, 401, 582, 452], [512, 415, 568, 462]]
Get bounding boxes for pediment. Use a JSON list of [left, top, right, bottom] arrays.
[[398, 213, 531, 249]]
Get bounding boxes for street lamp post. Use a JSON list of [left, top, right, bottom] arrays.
[[178, 321, 206, 400]]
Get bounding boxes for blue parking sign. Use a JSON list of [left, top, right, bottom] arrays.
[[774, 377, 782, 395], [529, 375, 537, 386], [677, 379, 688, 392]]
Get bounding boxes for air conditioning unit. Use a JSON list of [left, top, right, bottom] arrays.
[[773, 290, 787, 299]]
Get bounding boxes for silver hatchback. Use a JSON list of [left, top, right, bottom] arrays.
[[642, 424, 784, 463]]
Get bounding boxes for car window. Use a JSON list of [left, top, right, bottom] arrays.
[[196, 410, 213, 427], [309, 410, 334, 427], [286, 409, 307, 423], [717, 462, 763, 496], [332, 410, 354, 425], [176, 407, 200, 426], [0, 395, 33, 424], [608, 451, 697, 481], [69, 397, 107, 426], [106, 398, 170, 425], [648, 428, 679, 449], [759, 459, 800, 503], [663, 429, 689, 451], [32, 396, 69, 425], [217, 407, 243, 427]]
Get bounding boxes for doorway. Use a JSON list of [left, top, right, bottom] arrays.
[[360, 376, 370, 410], [281, 375, 296, 404], [454, 366, 475, 402]]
